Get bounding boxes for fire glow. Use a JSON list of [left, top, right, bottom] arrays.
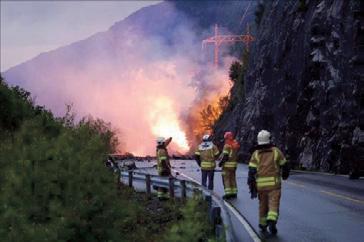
[[5, 2, 237, 156], [149, 97, 189, 152]]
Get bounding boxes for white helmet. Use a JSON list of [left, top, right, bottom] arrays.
[[156, 137, 165, 145], [257, 130, 271, 145], [202, 134, 210, 141]]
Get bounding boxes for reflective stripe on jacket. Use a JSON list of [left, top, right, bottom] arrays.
[[156, 148, 170, 176], [222, 143, 238, 169], [248, 147, 287, 190], [195, 142, 219, 170]]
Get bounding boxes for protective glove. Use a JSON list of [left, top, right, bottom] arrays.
[[194, 155, 201, 167], [282, 173, 289, 180], [248, 181, 257, 199], [219, 153, 229, 167], [250, 188, 258, 199], [247, 176, 255, 185], [247, 168, 257, 199], [281, 163, 290, 180]]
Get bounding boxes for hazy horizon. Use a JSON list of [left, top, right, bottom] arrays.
[[0, 1, 161, 71]]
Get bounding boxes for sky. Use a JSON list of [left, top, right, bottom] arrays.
[[0, 0, 236, 155], [0, 0, 161, 71]]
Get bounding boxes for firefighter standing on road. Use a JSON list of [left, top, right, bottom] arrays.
[[219, 131, 240, 199], [247, 130, 290, 235], [195, 134, 220, 190], [156, 137, 172, 200]]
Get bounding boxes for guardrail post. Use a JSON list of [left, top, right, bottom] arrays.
[[204, 195, 212, 212], [169, 177, 175, 198], [211, 206, 221, 225], [128, 171, 133, 187], [117, 170, 122, 190], [180, 180, 186, 199], [146, 174, 151, 199], [215, 224, 224, 239]]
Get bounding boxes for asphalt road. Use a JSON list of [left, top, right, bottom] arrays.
[[166, 160, 364, 242]]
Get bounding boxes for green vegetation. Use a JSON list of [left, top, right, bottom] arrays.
[[165, 194, 218, 242], [228, 48, 249, 108], [199, 96, 230, 132], [199, 47, 250, 133], [0, 75, 216, 241], [0, 75, 127, 241]]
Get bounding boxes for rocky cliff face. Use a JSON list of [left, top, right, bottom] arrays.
[[214, 0, 363, 172]]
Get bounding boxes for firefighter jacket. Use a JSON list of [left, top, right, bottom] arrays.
[[156, 147, 171, 176], [195, 141, 220, 170], [248, 146, 287, 191], [222, 140, 239, 169]]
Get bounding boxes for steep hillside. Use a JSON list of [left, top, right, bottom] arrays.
[[214, 0, 363, 172], [2, 1, 255, 154], [2, 1, 255, 99]]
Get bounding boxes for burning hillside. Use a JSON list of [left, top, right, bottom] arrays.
[[3, 1, 252, 155]]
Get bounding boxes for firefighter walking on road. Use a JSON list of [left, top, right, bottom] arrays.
[[195, 134, 220, 190], [156, 137, 172, 200], [247, 130, 290, 235], [219, 131, 240, 199]]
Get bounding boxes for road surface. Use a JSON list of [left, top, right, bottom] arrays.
[[133, 160, 364, 242]]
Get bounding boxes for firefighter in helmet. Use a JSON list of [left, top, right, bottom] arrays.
[[219, 131, 240, 199], [195, 134, 220, 190], [247, 130, 290, 235], [156, 136, 172, 200]]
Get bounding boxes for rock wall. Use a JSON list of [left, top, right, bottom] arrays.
[[214, 0, 363, 172]]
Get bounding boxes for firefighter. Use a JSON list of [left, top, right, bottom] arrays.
[[156, 137, 172, 200], [247, 130, 290, 235], [195, 134, 220, 190], [219, 131, 240, 199]]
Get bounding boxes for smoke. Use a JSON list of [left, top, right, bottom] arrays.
[[5, 2, 236, 155]]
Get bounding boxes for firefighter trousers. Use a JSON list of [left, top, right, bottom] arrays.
[[258, 188, 281, 225], [157, 187, 169, 199], [201, 169, 214, 190], [157, 173, 170, 200], [222, 168, 237, 196]]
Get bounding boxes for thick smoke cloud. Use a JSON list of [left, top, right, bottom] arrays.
[[5, 2, 235, 155]]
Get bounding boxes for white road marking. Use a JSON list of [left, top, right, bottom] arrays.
[[224, 201, 262, 242], [175, 169, 261, 242], [286, 181, 306, 188], [292, 169, 347, 177], [320, 190, 364, 205]]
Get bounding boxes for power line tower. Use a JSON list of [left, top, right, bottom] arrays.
[[202, 24, 255, 66]]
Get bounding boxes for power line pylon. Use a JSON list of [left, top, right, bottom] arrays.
[[202, 24, 255, 66]]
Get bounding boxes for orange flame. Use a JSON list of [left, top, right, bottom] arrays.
[[185, 69, 232, 148], [149, 97, 190, 152]]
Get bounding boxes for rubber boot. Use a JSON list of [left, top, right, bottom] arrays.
[[259, 224, 267, 232], [267, 220, 277, 235], [223, 194, 232, 200]]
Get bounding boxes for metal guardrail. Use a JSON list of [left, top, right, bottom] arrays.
[[119, 170, 234, 242]]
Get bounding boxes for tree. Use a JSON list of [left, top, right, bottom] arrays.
[[229, 61, 243, 84], [0, 76, 136, 241]]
